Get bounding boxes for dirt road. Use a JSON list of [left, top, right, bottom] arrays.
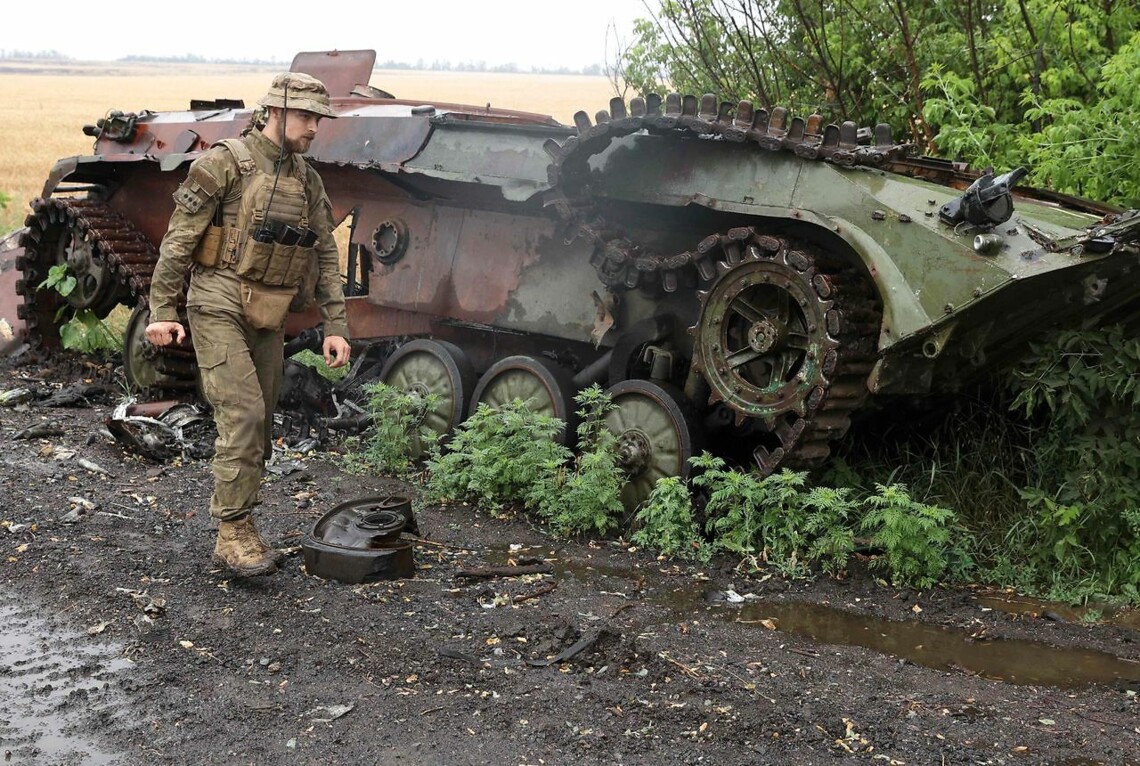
[[1, 358, 1137, 765]]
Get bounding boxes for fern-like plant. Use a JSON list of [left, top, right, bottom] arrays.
[[342, 381, 440, 476], [801, 486, 857, 577], [633, 476, 709, 561], [693, 454, 819, 577], [859, 483, 957, 589], [530, 384, 625, 535], [425, 399, 570, 513], [1009, 324, 1140, 597]]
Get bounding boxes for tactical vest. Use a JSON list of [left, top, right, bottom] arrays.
[[191, 138, 317, 288]]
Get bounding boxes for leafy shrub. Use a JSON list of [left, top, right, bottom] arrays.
[[637, 453, 943, 584], [58, 310, 122, 355], [1008, 324, 1140, 597], [859, 484, 958, 589], [422, 384, 626, 534], [424, 399, 570, 513], [342, 381, 440, 476], [528, 384, 625, 536], [38, 264, 121, 355], [633, 476, 709, 562], [800, 487, 858, 577], [694, 454, 827, 578]]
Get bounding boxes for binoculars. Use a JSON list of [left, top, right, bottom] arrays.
[[252, 219, 318, 247]]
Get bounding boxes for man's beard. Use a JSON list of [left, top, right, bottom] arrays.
[[283, 135, 312, 154]]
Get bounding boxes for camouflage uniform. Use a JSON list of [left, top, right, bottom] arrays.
[[149, 76, 348, 525]]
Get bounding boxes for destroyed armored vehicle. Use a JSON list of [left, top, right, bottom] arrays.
[[11, 50, 1140, 508]]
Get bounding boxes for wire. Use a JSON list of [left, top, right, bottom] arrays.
[[258, 77, 289, 239]]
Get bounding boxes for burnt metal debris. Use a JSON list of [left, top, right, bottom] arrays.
[[301, 495, 417, 583], [105, 399, 214, 462], [8, 48, 1140, 511]]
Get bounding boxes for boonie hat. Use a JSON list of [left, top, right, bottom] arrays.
[[258, 72, 337, 118]]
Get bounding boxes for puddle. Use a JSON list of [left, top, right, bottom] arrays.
[[0, 594, 132, 765], [480, 545, 1140, 689], [977, 593, 1140, 630], [716, 599, 1140, 688]]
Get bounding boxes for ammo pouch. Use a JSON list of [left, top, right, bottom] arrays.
[[234, 234, 316, 287], [240, 278, 298, 331], [191, 225, 240, 267]]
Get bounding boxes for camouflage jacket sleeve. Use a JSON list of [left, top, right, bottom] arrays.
[[306, 168, 350, 340], [148, 148, 236, 323]]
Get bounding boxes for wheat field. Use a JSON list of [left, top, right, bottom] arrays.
[[0, 62, 621, 234]]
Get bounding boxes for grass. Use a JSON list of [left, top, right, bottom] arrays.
[[0, 61, 621, 234]]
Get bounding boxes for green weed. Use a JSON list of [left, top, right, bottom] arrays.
[[424, 399, 570, 514], [859, 483, 959, 589], [695, 456, 814, 577], [529, 384, 625, 536], [342, 381, 440, 476], [633, 476, 709, 562], [1009, 324, 1140, 598], [38, 263, 122, 356]]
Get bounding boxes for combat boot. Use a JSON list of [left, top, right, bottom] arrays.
[[212, 516, 278, 576], [252, 524, 287, 567]]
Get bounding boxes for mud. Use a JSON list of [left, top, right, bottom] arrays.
[[1, 355, 1138, 765]]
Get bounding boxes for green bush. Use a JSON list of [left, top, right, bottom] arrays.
[[58, 310, 123, 355], [424, 399, 570, 514], [529, 384, 625, 536], [859, 483, 959, 589], [695, 455, 815, 577], [342, 381, 440, 476], [358, 323, 1140, 604], [632, 452, 950, 585], [37, 264, 121, 356], [691, 454, 858, 579], [800, 486, 858, 578], [422, 384, 626, 534], [633, 476, 709, 562], [1008, 324, 1140, 599]]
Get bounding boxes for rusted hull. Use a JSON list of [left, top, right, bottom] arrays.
[[0, 241, 27, 355]]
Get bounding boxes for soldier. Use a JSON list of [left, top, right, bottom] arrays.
[[145, 73, 351, 577]]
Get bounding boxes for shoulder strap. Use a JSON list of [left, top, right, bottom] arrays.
[[216, 138, 258, 176], [291, 152, 310, 185]]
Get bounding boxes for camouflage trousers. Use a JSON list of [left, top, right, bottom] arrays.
[[187, 306, 284, 521]]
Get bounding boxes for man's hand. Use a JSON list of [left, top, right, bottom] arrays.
[[323, 335, 351, 368], [145, 321, 186, 347]]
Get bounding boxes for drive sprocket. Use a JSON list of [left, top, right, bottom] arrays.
[[690, 229, 880, 473]]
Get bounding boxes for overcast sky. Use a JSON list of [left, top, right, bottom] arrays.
[[8, 0, 653, 70]]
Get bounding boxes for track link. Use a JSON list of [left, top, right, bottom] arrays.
[[17, 197, 157, 348], [543, 93, 914, 294]]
